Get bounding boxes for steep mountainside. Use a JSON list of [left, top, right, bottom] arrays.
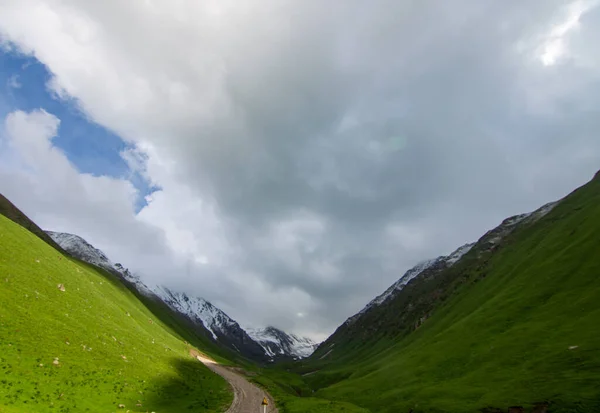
[[46, 231, 117, 273], [247, 326, 318, 360], [315, 199, 558, 357], [0, 193, 65, 252], [344, 242, 475, 327], [46, 231, 154, 294], [0, 202, 253, 365], [46, 230, 268, 362], [0, 212, 232, 413], [45, 230, 313, 363], [153, 286, 268, 361], [298, 171, 600, 412]]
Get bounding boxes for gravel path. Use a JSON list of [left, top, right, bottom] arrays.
[[196, 355, 278, 413]]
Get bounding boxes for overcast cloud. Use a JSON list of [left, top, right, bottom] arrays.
[[1, 0, 600, 340]]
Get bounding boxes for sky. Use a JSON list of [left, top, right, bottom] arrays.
[[1, 0, 600, 341]]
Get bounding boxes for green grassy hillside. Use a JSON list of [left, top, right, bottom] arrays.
[[0, 194, 64, 253], [110, 268, 251, 368], [248, 367, 369, 413], [288, 172, 600, 412], [0, 214, 232, 413]]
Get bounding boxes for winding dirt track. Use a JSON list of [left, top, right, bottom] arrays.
[[196, 355, 278, 413]]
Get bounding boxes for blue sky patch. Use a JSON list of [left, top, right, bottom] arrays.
[[0, 49, 157, 211]]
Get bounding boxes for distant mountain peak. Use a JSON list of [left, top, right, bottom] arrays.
[[153, 286, 238, 341], [246, 326, 318, 360]]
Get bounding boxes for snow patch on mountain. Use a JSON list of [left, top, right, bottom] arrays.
[[153, 286, 240, 340], [446, 242, 476, 266], [46, 231, 232, 338], [46, 231, 148, 288], [345, 242, 476, 326], [531, 201, 558, 221], [45, 230, 275, 360], [246, 326, 318, 359], [343, 198, 562, 328], [46, 231, 114, 271], [345, 257, 440, 326]]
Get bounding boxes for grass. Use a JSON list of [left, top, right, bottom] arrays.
[[0, 213, 232, 413], [249, 367, 369, 413], [301, 174, 600, 412], [0, 194, 64, 253]]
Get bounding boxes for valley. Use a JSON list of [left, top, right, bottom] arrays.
[[1, 171, 600, 412]]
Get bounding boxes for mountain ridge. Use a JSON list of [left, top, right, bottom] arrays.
[[0, 194, 65, 252], [246, 326, 318, 360], [317, 198, 560, 354], [44, 229, 316, 363]]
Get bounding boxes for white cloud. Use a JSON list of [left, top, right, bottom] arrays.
[[7, 74, 21, 89], [538, 1, 598, 66], [0, 109, 177, 282]]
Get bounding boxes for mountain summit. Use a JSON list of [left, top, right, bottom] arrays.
[[246, 326, 318, 360]]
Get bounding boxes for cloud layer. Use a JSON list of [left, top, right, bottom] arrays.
[[1, 0, 600, 339]]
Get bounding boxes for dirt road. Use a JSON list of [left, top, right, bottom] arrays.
[[196, 355, 278, 413]]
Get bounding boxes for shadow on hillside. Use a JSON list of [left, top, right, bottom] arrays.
[[143, 357, 232, 413]]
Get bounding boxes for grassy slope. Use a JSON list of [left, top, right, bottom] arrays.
[[1, 191, 243, 367], [306, 175, 600, 412], [109, 270, 244, 367], [0, 214, 232, 413], [249, 367, 369, 413], [0, 194, 64, 253]]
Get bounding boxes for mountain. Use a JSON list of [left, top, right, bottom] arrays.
[[45, 231, 154, 292], [46, 231, 118, 273], [318, 199, 559, 350], [46, 230, 267, 361], [0, 204, 232, 413], [344, 242, 476, 327], [246, 326, 318, 361], [45, 230, 312, 362], [0, 194, 65, 252], [153, 286, 267, 361], [299, 171, 600, 412]]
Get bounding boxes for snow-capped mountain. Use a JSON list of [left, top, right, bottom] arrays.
[[45, 231, 148, 289], [476, 201, 558, 250], [45, 230, 311, 362], [152, 286, 267, 360], [342, 200, 560, 329], [154, 286, 236, 340], [313, 198, 564, 360], [345, 242, 475, 326], [246, 326, 318, 360], [46, 231, 115, 273]]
